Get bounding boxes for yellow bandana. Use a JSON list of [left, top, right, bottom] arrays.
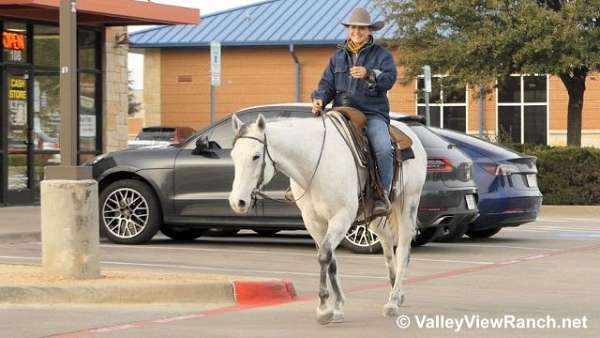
[[347, 39, 368, 54]]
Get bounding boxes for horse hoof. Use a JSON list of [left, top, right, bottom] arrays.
[[382, 303, 400, 318], [331, 310, 345, 323], [316, 307, 335, 325]]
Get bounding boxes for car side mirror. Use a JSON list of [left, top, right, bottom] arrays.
[[193, 137, 219, 158], [195, 137, 210, 151]]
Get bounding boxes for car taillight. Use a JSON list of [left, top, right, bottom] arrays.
[[478, 163, 519, 176], [427, 159, 453, 173]]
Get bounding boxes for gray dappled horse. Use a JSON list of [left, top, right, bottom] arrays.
[[228, 113, 427, 324]]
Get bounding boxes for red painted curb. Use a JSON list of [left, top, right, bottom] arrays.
[[233, 279, 297, 305]]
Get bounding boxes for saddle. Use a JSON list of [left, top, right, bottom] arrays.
[[327, 106, 415, 225]]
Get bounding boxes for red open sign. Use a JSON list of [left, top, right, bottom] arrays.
[[3, 32, 25, 50]]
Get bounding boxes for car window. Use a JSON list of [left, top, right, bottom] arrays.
[[137, 127, 175, 141], [208, 110, 282, 149], [432, 127, 523, 159], [409, 125, 449, 149], [181, 128, 195, 139]]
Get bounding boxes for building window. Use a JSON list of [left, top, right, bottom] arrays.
[[416, 76, 467, 132], [33, 24, 59, 67], [497, 75, 548, 145]]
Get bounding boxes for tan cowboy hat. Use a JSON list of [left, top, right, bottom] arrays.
[[341, 7, 384, 31]]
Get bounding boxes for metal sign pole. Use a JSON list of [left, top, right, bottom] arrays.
[[210, 41, 221, 126], [422, 65, 432, 127], [210, 85, 216, 126]]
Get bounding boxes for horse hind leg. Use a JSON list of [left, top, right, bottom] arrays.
[[383, 200, 418, 318], [369, 218, 397, 288]]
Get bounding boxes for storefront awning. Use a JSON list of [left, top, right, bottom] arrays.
[[0, 0, 200, 26]]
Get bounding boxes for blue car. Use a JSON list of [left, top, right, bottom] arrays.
[[432, 128, 543, 239]]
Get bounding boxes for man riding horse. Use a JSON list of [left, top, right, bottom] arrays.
[[311, 7, 397, 216]]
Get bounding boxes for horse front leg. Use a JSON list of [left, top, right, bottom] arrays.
[[316, 240, 334, 325], [316, 213, 353, 325]]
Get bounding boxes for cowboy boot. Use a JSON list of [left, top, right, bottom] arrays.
[[372, 192, 391, 217]]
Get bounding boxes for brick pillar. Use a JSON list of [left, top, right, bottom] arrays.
[[103, 27, 129, 153]]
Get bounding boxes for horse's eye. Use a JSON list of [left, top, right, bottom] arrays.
[[252, 154, 260, 161]]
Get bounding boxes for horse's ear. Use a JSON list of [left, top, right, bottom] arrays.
[[232, 113, 243, 133], [256, 114, 266, 131]]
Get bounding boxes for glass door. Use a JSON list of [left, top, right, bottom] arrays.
[[3, 68, 34, 204]]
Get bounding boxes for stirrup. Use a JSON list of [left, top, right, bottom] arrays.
[[284, 186, 294, 202]]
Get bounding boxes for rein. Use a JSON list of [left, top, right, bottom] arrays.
[[233, 115, 328, 204]]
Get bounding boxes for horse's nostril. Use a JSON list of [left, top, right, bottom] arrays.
[[238, 200, 246, 208]]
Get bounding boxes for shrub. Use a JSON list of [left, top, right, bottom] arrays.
[[506, 144, 600, 205]]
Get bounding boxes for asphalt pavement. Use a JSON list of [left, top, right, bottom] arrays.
[[0, 209, 599, 337]]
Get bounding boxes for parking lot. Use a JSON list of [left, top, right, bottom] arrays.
[[0, 212, 599, 338]]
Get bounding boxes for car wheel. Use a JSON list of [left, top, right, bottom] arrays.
[[341, 224, 382, 254], [206, 228, 239, 237], [161, 226, 205, 241], [435, 223, 469, 242], [411, 227, 437, 247], [466, 227, 502, 239], [254, 229, 280, 237], [99, 179, 162, 244]]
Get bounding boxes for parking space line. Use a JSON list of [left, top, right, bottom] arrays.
[[97, 243, 492, 265], [0, 255, 388, 280], [430, 243, 563, 251]]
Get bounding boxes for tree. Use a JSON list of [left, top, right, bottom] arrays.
[[128, 71, 141, 117], [379, 0, 600, 146]]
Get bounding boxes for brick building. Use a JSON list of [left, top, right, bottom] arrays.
[[130, 0, 600, 148]]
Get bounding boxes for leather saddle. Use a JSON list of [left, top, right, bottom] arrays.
[[333, 106, 414, 151], [327, 106, 416, 224]]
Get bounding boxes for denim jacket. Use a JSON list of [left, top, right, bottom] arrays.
[[311, 39, 397, 124]]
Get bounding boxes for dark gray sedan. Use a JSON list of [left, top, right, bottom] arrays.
[[87, 104, 478, 253]]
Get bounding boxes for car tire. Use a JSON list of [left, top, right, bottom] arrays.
[[206, 228, 239, 237], [161, 226, 205, 241], [411, 227, 437, 247], [341, 224, 382, 254], [466, 227, 502, 239], [99, 179, 162, 244], [254, 229, 280, 237], [434, 222, 469, 242]]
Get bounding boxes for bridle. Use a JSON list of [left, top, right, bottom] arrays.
[[232, 114, 328, 204]]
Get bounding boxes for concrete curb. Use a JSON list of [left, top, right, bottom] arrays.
[[0, 232, 40, 244], [0, 279, 297, 305], [540, 205, 600, 217], [233, 280, 297, 305]]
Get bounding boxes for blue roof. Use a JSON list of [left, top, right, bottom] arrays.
[[129, 0, 396, 48]]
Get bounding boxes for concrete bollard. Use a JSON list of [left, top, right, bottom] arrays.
[[41, 180, 100, 279]]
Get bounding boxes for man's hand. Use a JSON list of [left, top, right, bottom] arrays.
[[312, 98, 323, 115], [350, 66, 368, 79]]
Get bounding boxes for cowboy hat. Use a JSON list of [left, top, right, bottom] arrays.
[[341, 7, 384, 31]]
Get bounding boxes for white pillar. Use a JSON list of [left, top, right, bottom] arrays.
[[41, 180, 100, 279]]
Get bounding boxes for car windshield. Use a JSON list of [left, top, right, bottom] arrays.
[[137, 127, 175, 141]]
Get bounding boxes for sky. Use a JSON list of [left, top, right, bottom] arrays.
[[128, 0, 264, 89]]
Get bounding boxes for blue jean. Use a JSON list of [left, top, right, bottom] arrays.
[[365, 117, 393, 196]]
